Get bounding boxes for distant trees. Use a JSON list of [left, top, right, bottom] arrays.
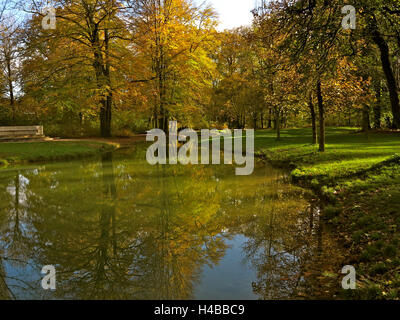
[[1, 0, 400, 138], [249, 0, 396, 151], [130, 0, 217, 130], [211, 29, 252, 128]]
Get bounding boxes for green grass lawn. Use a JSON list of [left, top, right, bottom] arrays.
[[0, 141, 116, 166], [255, 127, 400, 299], [255, 127, 400, 175]]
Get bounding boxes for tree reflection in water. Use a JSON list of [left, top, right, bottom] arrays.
[[0, 147, 341, 299]]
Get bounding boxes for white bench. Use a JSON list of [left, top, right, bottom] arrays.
[[0, 126, 44, 140]]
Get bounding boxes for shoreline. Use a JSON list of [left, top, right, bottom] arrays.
[[256, 136, 400, 299], [0, 135, 149, 167], [0, 140, 121, 168]]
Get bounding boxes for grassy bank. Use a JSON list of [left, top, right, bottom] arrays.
[[255, 127, 400, 299], [0, 141, 118, 166]]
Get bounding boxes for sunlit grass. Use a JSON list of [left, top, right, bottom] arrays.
[[255, 127, 400, 180], [255, 127, 400, 299]]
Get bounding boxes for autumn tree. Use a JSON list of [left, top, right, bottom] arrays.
[[22, 0, 131, 137], [355, 0, 400, 129], [257, 1, 355, 151], [128, 0, 217, 130], [0, 16, 20, 122]]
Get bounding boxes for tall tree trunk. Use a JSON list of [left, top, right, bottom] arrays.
[[98, 88, 112, 138], [158, 54, 168, 131], [153, 0, 169, 131], [275, 106, 281, 140], [316, 80, 325, 152], [308, 92, 317, 144], [281, 109, 287, 128], [260, 112, 264, 129], [370, 21, 400, 129], [362, 104, 371, 132], [374, 81, 382, 129], [6, 57, 15, 123], [253, 113, 258, 130], [268, 107, 272, 128], [103, 28, 112, 137], [93, 27, 112, 137]]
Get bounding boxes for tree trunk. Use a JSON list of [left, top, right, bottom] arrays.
[[104, 29, 112, 137], [371, 21, 400, 129], [93, 28, 112, 137], [268, 108, 272, 128], [6, 57, 15, 123], [374, 81, 382, 129], [309, 92, 317, 144], [281, 110, 287, 128], [158, 58, 168, 131], [362, 104, 371, 132], [316, 80, 325, 152], [275, 107, 281, 140], [153, 1, 169, 131], [253, 113, 258, 130]]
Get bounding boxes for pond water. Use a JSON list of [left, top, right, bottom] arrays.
[[0, 144, 341, 299]]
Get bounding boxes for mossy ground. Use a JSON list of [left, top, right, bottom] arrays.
[[255, 127, 400, 299]]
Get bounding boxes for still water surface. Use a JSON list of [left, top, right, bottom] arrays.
[[0, 145, 340, 299]]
